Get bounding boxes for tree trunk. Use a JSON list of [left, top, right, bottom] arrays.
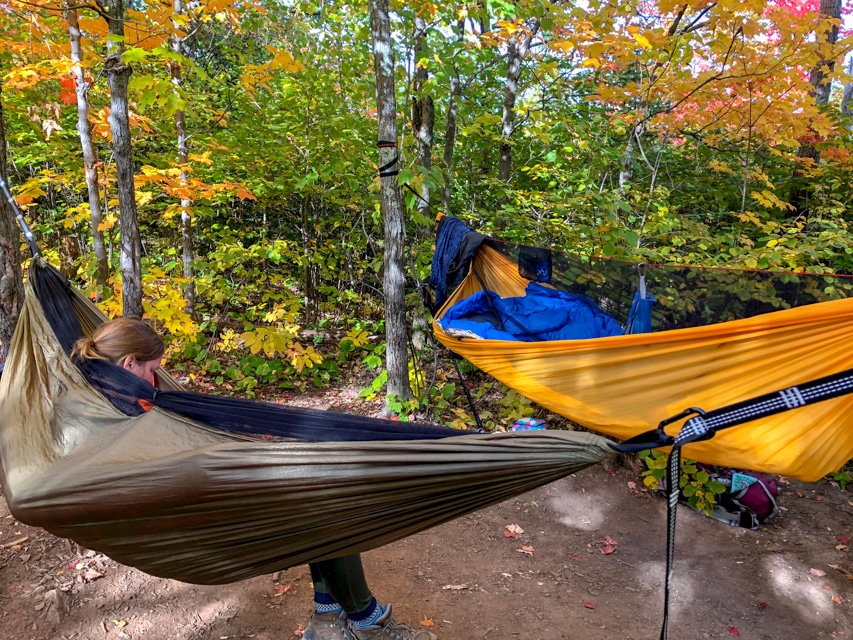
[[412, 14, 434, 221], [172, 0, 194, 317], [300, 195, 316, 325], [98, 0, 142, 317], [67, 6, 109, 298], [791, 0, 841, 213], [441, 18, 465, 215], [497, 20, 538, 185], [0, 82, 24, 361], [370, 0, 412, 405], [840, 55, 852, 115], [619, 120, 646, 193]]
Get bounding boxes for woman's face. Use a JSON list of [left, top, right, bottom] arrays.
[[122, 356, 162, 385]]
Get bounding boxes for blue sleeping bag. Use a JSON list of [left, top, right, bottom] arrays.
[[441, 282, 624, 342]]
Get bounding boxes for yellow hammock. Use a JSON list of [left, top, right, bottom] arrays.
[[433, 243, 853, 481]]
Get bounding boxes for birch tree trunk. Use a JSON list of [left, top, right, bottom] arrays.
[[441, 19, 465, 214], [370, 0, 412, 404], [842, 55, 853, 115], [412, 14, 434, 220], [442, 74, 461, 214], [66, 5, 109, 298], [497, 19, 538, 184], [172, 0, 194, 317], [0, 83, 24, 360], [97, 0, 143, 317]]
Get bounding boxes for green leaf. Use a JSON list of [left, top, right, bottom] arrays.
[[121, 47, 149, 64]]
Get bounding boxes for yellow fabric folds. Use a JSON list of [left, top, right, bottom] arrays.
[[434, 245, 853, 481]]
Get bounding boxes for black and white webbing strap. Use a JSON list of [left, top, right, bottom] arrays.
[[611, 365, 853, 640], [377, 140, 398, 178]]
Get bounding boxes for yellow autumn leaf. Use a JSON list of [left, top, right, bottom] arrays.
[[97, 215, 118, 232]]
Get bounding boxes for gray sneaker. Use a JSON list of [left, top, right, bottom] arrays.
[[302, 609, 348, 640], [343, 604, 437, 640]]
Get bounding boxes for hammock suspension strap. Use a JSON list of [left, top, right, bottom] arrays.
[[612, 368, 853, 639], [377, 140, 399, 178]]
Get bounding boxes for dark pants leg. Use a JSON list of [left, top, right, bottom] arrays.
[[309, 554, 374, 615]]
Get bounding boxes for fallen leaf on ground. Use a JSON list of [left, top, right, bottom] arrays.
[[113, 620, 127, 628], [505, 524, 524, 537], [82, 568, 104, 582], [570, 554, 581, 561], [838, 537, 852, 543], [757, 601, 767, 612], [599, 535, 618, 555], [627, 481, 637, 491], [832, 596, 844, 604], [517, 545, 534, 556], [421, 617, 435, 627], [811, 568, 827, 577], [293, 623, 304, 637], [727, 625, 740, 636], [274, 583, 292, 596], [1, 536, 28, 548], [583, 602, 596, 610], [442, 584, 468, 590]]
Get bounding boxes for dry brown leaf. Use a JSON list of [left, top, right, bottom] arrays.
[[82, 568, 104, 582], [517, 545, 535, 556], [811, 568, 827, 577], [1, 536, 28, 548], [505, 524, 524, 537]]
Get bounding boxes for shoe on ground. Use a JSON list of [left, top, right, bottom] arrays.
[[302, 609, 348, 640], [343, 603, 437, 640]]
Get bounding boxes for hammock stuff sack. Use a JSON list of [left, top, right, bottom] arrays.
[[431, 216, 853, 482], [0, 259, 615, 585]]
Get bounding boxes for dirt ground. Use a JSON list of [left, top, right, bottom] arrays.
[[2, 386, 852, 640]]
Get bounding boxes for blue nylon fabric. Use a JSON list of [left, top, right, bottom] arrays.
[[429, 216, 474, 307], [441, 282, 624, 342], [626, 290, 655, 334]]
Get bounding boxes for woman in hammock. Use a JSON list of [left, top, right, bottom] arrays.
[[72, 318, 438, 640]]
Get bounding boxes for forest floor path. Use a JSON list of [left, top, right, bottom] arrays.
[[2, 382, 852, 640]]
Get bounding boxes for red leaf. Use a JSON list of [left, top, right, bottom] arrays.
[[503, 530, 516, 538], [728, 625, 740, 636], [583, 602, 596, 610], [837, 536, 852, 543], [757, 601, 767, 612], [570, 554, 582, 561]]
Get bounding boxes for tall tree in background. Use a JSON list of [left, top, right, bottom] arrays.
[[171, 0, 195, 317], [95, 0, 143, 317], [370, 0, 412, 404], [498, 18, 540, 187], [412, 10, 434, 220], [791, 0, 842, 213], [66, 4, 109, 298], [843, 55, 853, 115], [0, 83, 24, 360]]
